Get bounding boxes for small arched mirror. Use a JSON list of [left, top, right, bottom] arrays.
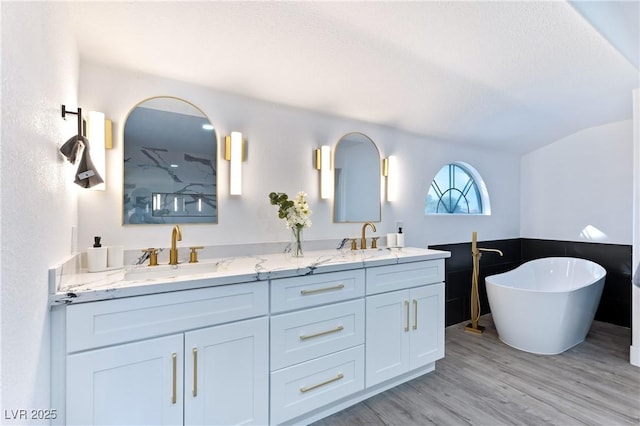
[[123, 97, 218, 225], [333, 132, 381, 222]]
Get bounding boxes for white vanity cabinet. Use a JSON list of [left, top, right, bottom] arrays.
[[269, 270, 366, 425], [53, 249, 450, 426], [67, 333, 184, 425], [365, 261, 445, 387], [62, 282, 269, 426]]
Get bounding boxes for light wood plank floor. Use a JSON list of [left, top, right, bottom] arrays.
[[312, 315, 640, 426]]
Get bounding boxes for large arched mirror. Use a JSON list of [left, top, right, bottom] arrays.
[[333, 132, 381, 222], [123, 97, 217, 225]]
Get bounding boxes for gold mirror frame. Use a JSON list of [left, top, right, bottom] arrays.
[[122, 96, 218, 225], [333, 132, 382, 223]]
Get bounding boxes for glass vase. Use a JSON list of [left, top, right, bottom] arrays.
[[291, 227, 304, 258]]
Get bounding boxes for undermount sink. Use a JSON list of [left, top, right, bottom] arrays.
[[124, 260, 219, 281]]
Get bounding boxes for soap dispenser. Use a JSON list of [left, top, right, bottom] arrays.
[[396, 227, 405, 248], [86, 236, 107, 272]]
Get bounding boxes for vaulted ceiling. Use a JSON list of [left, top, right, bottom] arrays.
[[68, 1, 639, 154]]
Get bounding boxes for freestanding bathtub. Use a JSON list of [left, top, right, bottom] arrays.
[[485, 257, 606, 355]]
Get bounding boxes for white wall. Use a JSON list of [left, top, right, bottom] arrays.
[[77, 61, 521, 252], [521, 120, 633, 244], [1, 2, 79, 418]]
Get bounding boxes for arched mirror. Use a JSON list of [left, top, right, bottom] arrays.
[[123, 97, 218, 225], [333, 132, 381, 222]]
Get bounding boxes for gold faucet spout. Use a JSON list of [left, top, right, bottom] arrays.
[[169, 225, 182, 265], [361, 222, 377, 250], [478, 248, 504, 256]]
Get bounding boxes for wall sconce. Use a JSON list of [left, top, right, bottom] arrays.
[[383, 155, 397, 201], [86, 111, 113, 191], [225, 131, 243, 195], [315, 145, 331, 199]]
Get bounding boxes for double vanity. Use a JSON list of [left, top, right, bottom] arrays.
[[50, 247, 449, 425]]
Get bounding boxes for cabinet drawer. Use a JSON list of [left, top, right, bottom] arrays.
[[271, 269, 364, 313], [270, 299, 364, 370], [66, 282, 268, 353], [270, 346, 364, 425], [366, 260, 444, 295]]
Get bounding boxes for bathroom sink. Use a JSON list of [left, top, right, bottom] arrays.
[[124, 261, 219, 281]]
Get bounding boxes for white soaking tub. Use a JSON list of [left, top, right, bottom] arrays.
[[485, 257, 606, 355]]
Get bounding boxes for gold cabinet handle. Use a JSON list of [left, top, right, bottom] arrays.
[[300, 284, 345, 296], [404, 300, 410, 332], [300, 373, 344, 393], [171, 353, 177, 404], [300, 325, 344, 341], [413, 299, 418, 330], [192, 348, 198, 397]]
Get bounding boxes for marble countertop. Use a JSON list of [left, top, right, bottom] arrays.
[[50, 247, 450, 306]]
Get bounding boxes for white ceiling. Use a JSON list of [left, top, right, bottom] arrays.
[[68, 1, 639, 154]]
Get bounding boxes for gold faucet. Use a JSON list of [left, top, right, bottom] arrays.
[[169, 225, 182, 265], [360, 222, 377, 249], [466, 231, 503, 335]]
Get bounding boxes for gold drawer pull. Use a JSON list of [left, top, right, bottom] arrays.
[[171, 353, 177, 404], [300, 325, 344, 341], [413, 299, 418, 330], [300, 284, 345, 296], [300, 373, 344, 393], [404, 300, 410, 332], [192, 348, 198, 397]]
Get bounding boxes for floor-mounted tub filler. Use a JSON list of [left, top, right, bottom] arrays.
[[486, 257, 606, 355]]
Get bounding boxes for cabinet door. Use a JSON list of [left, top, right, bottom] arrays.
[[184, 317, 268, 426], [67, 334, 183, 425], [365, 290, 411, 387], [409, 283, 445, 369]]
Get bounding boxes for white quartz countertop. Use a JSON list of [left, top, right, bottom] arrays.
[[50, 247, 450, 305]]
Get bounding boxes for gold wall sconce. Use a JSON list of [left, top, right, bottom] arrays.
[[225, 131, 244, 195], [315, 145, 331, 199], [383, 155, 397, 201], [86, 111, 113, 191]]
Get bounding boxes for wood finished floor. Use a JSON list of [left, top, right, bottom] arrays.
[[312, 315, 640, 426]]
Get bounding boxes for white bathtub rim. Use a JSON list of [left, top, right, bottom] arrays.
[[485, 257, 606, 294]]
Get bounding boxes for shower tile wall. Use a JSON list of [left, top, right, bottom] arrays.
[[432, 239, 632, 328]]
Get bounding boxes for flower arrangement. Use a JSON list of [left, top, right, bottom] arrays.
[[269, 191, 312, 257]]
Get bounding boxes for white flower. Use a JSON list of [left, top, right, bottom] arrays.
[[269, 191, 312, 230]]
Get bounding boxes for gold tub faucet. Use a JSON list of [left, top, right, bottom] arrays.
[[169, 225, 182, 265], [361, 222, 377, 249]]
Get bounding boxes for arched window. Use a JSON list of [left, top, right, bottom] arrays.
[[425, 162, 491, 215]]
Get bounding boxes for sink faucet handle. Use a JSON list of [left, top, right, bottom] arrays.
[[350, 239, 358, 251], [141, 248, 159, 266], [189, 246, 204, 263], [371, 237, 379, 249]]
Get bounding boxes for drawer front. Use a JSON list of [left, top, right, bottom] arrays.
[[66, 282, 267, 353], [270, 269, 365, 313], [270, 299, 364, 370], [366, 260, 444, 295], [270, 346, 364, 425]]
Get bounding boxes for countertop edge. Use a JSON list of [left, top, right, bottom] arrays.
[[50, 248, 450, 306]]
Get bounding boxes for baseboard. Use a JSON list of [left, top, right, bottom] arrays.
[[631, 345, 640, 367]]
